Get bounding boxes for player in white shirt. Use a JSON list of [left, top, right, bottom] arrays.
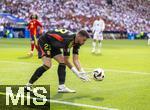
[[92, 18, 105, 53], [147, 33, 150, 45]]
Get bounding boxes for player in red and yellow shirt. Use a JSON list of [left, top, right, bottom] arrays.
[[27, 14, 43, 55]]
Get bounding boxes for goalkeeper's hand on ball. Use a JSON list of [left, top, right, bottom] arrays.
[[71, 67, 90, 81], [78, 72, 90, 81]]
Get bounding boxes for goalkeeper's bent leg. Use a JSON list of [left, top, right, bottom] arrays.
[[29, 65, 49, 84], [57, 63, 66, 85]]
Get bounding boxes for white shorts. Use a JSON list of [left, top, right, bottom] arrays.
[[93, 32, 103, 40]]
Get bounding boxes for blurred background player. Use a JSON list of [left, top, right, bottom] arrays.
[[92, 17, 105, 54], [25, 29, 90, 93], [27, 14, 43, 56]]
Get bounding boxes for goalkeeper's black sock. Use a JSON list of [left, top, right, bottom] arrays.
[[57, 63, 66, 85], [29, 65, 49, 84]]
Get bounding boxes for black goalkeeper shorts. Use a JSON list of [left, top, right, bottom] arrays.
[[38, 39, 62, 58]]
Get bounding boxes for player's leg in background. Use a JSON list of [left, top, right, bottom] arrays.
[[97, 32, 103, 54], [54, 54, 76, 93], [92, 32, 97, 53], [33, 35, 39, 51], [25, 56, 51, 90], [92, 39, 96, 53], [98, 40, 102, 54], [28, 35, 35, 55]]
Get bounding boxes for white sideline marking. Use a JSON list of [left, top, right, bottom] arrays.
[[0, 92, 118, 110], [105, 69, 150, 75], [0, 60, 150, 75], [50, 99, 118, 110], [0, 60, 40, 65], [86, 67, 150, 75]]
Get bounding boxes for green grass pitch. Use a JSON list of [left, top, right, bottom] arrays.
[[0, 38, 150, 110]]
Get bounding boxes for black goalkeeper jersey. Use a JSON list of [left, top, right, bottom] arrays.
[[39, 29, 81, 56]]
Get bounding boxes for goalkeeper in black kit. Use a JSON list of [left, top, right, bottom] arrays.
[[25, 29, 90, 93]]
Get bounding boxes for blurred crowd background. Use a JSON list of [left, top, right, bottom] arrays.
[[0, 0, 149, 38]]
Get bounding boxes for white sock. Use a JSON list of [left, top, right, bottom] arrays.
[[92, 42, 96, 50], [59, 84, 65, 88], [26, 83, 32, 87], [98, 42, 102, 50]]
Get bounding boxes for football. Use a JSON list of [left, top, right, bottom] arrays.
[[93, 68, 105, 81]]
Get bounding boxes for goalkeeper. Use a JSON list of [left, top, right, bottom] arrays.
[[25, 29, 90, 93]]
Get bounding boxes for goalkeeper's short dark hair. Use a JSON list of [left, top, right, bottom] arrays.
[[78, 30, 90, 38]]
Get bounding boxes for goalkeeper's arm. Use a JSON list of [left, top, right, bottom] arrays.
[[72, 54, 85, 72], [64, 55, 88, 81]]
